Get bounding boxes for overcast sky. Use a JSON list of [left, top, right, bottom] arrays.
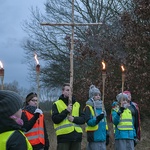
[[0, 0, 45, 89]]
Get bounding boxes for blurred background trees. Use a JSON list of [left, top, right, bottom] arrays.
[[21, 0, 150, 115]]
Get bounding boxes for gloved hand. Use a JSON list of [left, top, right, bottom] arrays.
[[34, 108, 43, 115], [106, 134, 109, 146], [96, 112, 104, 123], [117, 107, 125, 115]]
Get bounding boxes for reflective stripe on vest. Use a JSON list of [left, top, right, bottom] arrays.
[[85, 105, 108, 132], [54, 100, 83, 136], [0, 130, 32, 150], [23, 110, 45, 145], [85, 105, 98, 131], [117, 109, 133, 130]]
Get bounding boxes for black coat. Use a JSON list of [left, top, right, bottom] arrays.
[[0, 117, 29, 150], [52, 94, 85, 143]]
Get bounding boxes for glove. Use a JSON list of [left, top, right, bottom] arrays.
[[96, 112, 104, 123], [106, 135, 109, 146], [34, 108, 43, 115], [117, 107, 125, 115]]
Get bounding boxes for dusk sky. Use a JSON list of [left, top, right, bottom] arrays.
[[0, 0, 45, 89]]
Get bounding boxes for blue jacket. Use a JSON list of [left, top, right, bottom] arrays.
[[111, 108, 136, 140], [84, 102, 108, 142]]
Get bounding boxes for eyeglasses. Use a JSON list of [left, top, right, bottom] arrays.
[[31, 99, 38, 102]]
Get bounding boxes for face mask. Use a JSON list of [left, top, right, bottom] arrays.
[[123, 103, 128, 108]]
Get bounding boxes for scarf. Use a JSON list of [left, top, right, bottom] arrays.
[[86, 98, 103, 116]]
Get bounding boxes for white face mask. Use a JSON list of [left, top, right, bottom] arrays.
[[123, 103, 128, 108]]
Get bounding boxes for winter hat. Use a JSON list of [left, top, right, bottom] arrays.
[[0, 90, 23, 118], [26, 92, 37, 104], [89, 85, 101, 98], [116, 93, 128, 103], [123, 91, 131, 95], [111, 101, 118, 107]]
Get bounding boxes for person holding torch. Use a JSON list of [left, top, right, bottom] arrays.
[[111, 93, 136, 150], [51, 83, 85, 150], [84, 85, 109, 150]]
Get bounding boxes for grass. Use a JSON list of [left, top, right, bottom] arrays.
[[44, 112, 150, 150]]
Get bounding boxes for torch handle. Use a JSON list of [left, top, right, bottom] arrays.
[[36, 71, 40, 108], [0, 76, 4, 90], [102, 73, 106, 111], [121, 74, 125, 107]]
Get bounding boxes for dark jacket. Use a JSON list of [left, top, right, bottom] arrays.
[[21, 105, 49, 150], [0, 117, 29, 150], [130, 101, 141, 140], [52, 94, 85, 143]]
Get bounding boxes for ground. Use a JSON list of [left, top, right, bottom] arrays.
[[44, 112, 150, 150]]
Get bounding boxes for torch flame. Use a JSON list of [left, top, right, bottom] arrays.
[[102, 61, 106, 70], [34, 53, 39, 65], [0, 61, 3, 69], [121, 65, 125, 72]]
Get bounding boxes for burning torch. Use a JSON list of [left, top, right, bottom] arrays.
[[121, 65, 125, 106], [0, 61, 4, 90], [34, 53, 40, 106], [102, 60, 106, 111]]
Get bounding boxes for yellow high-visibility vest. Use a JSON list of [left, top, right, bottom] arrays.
[[117, 109, 133, 130], [85, 105, 108, 132], [54, 100, 83, 136], [0, 130, 32, 150]]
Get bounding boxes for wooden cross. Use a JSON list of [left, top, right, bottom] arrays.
[[41, 0, 102, 104]]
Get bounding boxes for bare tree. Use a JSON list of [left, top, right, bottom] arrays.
[[22, 0, 149, 114]]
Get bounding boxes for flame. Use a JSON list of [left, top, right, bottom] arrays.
[[121, 65, 125, 72], [34, 53, 39, 65], [102, 61, 106, 70], [0, 61, 3, 69]]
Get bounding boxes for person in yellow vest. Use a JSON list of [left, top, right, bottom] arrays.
[[84, 85, 109, 150], [0, 90, 32, 150], [111, 93, 136, 150], [123, 90, 141, 145], [21, 92, 49, 150], [51, 83, 85, 150]]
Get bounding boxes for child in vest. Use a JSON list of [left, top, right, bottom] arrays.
[[84, 85, 109, 150], [123, 90, 141, 143], [0, 90, 32, 150], [111, 93, 136, 150]]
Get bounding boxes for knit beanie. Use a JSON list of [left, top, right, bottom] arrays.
[[89, 85, 101, 98], [116, 93, 128, 103], [0, 90, 23, 118], [123, 91, 131, 95], [26, 92, 37, 104]]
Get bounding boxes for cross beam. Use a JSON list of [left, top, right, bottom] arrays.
[[40, 23, 102, 26], [41, 0, 102, 104]]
